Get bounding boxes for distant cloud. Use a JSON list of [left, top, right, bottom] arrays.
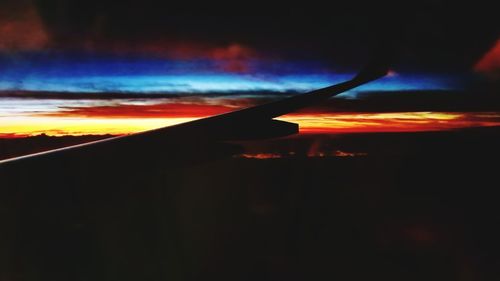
[[293, 90, 500, 114], [280, 112, 500, 134], [41, 102, 236, 118], [73, 40, 261, 73], [210, 44, 257, 73], [475, 39, 500, 79], [0, 1, 49, 51], [4, 89, 500, 120], [128, 42, 259, 73]]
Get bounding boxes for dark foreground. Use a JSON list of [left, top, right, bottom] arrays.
[[1, 127, 500, 280]]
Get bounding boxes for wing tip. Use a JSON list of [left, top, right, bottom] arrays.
[[352, 42, 398, 83], [352, 59, 391, 83]]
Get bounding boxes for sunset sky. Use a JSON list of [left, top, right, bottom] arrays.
[[0, 1, 499, 137]]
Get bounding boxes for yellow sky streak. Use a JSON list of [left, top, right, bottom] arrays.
[[0, 116, 196, 137], [1, 112, 499, 137]]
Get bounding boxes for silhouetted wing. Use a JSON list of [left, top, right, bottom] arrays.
[[0, 62, 388, 170]]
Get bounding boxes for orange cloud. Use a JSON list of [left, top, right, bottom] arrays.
[[211, 44, 257, 72], [2, 111, 497, 138], [474, 39, 500, 79], [3, 95, 500, 137], [280, 112, 500, 133], [81, 41, 259, 73], [152, 42, 258, 72], [238, 153, 283, 159]]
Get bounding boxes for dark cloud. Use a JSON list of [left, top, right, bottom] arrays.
[[3, 88, 500, 115], [0, 90, 279, 100], [0, 0, 494, 72], [235, 125, 500, 159], [41, 102, 235, 118], [294, 90, 500, 114]]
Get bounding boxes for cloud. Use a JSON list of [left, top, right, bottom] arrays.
[[4, 89, 500, 120], [474, 39, 500, 79], [0, 91, 184, 100], [292, 90, 500, 114], [0, 1, 49, 51], [71, 40, 261, 73], [210, 44, 257, 73], [41, 102, 236, 118], [279, 112, 500, 134], [132, 42, 259, 73]]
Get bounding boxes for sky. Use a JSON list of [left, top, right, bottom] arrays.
[[0, 0, 499, 137]]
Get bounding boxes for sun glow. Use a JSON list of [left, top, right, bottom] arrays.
[[280, 112, 500, 133], [2, 112, 499, 138], [0, 116, 196, 137]]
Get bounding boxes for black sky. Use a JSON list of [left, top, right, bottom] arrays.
[[28, 1, 497, 69], [0, 0, 498, 72]]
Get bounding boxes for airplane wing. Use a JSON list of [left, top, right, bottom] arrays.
[[0, 60, 389, 170], [0, 61, 389, 281]]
